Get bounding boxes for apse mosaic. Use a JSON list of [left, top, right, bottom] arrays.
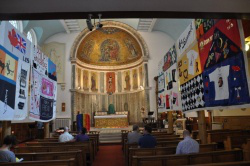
[[77, 27, 142, 66]]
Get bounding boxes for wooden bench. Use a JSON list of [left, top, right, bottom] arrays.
[[224, 135, 250, 150], [123, 134, 181, 152], [124, 140, 180, 164], [128, 143, 217, 166], [0, 158, 75, 166], [15, 151, 83, 166], [242, 139, 250, 161], [132, 149, 243, 166], [187, 161, 250, 166], [25, 141, 94, 163], [14, 145, 88, 165]]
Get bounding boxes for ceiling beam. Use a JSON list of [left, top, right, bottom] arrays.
[[1, 0, 250, 20]]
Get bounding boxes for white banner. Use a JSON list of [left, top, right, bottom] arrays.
[[13, 60, 30, 120], [29, 67, 57, 122], [176, 20, 196, 57], [0, 21, 31, 63]]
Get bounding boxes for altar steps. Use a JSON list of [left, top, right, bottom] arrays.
[[99, 132, 122, 143]]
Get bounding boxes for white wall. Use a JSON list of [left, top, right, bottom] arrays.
[[44, 32, 79, 119], [44, 31, 175, 119], [139, 31, 175, 116]]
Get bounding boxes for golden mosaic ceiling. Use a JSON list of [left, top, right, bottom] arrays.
[[77, 27, 143, 66]]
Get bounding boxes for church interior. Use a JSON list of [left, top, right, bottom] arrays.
[[1, 0, 250, 165]]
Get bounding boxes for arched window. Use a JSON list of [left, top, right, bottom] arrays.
[[9, 20, 23, 33], [27, 29, 37, 45]]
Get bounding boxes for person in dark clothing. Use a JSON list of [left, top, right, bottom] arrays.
[[73, 127, 89, 142], [138, 125, 156, 148], [0, 135, 17, 162]]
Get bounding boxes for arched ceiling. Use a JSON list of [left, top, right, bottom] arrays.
[[21, 19, 194, 46], [77, 26, 143, 66]]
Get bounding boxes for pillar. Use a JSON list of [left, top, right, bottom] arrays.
[[207, 110, 212, 130], [198, 111, 207, 144], [168, 111, 173, 134], [154, 76, 158, 120], [44, 122, 49, 138], [1, 121, 11, 142]]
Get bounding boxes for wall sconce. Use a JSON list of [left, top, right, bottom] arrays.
[[140, 86, 144, 90], [77, 86, 81, 90], [62, 103, 65, 112]]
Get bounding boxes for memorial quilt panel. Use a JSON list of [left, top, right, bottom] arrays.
[[180, 74, 205, 112]]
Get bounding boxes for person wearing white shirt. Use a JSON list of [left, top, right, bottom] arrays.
[[58, 126, 74, 142]]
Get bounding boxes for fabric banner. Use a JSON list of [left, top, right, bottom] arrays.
[[32, 45, 48, 76], [178, 42, 202, 85], [180, 74, 205, 112], [164, 45, 182, 111], [106, 72, 115, 93], [48, 59, 57, 81], [0, 46, 18, 120], [76, 114, 83, 132], [29, 67, 57, 122], [13, 60, 30, 120], [195, 19, 218, 40], [176, 21, 196, 57], [0, 21, 31, 63], [163, 45, 177, 72], [198, 19, 242, 72]]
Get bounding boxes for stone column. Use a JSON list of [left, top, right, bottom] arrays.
[[44, 122, 49, 138], [198, 110, 207, 144], [1, 121, 11, 143], [168, 111, 173, 133]]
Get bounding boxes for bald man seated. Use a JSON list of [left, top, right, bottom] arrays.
[[59, 126, 74, 142], [176, 130, 199, 154]]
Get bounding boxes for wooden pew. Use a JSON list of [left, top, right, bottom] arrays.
[[242, 139, 250, 161], [25, 141, 94, 163], [0, 158, 75, 166], [128, 143, 217, 166], [15, 151, 83, 166], [14, 146, 88, 165], [123, 134, 181, 152], [224, 136, 250, 150], [187, 161, 250, 166], [132, 149, 243, 166], [124, 140, 180, 164]]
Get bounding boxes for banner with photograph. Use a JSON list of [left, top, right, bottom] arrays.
[[29, 67, 57, 122]]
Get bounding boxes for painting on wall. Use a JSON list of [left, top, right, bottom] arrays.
[[106, 72, 115, 93], [82, 70, 89, 91], [90, 72, 98, 92], [77, 27, 142, 66], [124, 71, 131, 91], [132, 69, 138, 90], [42, 42, 66, 84]]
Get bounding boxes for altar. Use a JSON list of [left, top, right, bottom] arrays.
[[94, 115, 128, 128]]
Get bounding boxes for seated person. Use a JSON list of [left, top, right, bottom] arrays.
[[176, 130, 199, 154], [128, 124, 142, 144], [59, 126, 74, 142], [138, 125, 156, 148], [73, 127, 89, 142], [0, 135, 17, 163]]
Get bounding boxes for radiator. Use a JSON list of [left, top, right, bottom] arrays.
[[53, 118, 71, 131]]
